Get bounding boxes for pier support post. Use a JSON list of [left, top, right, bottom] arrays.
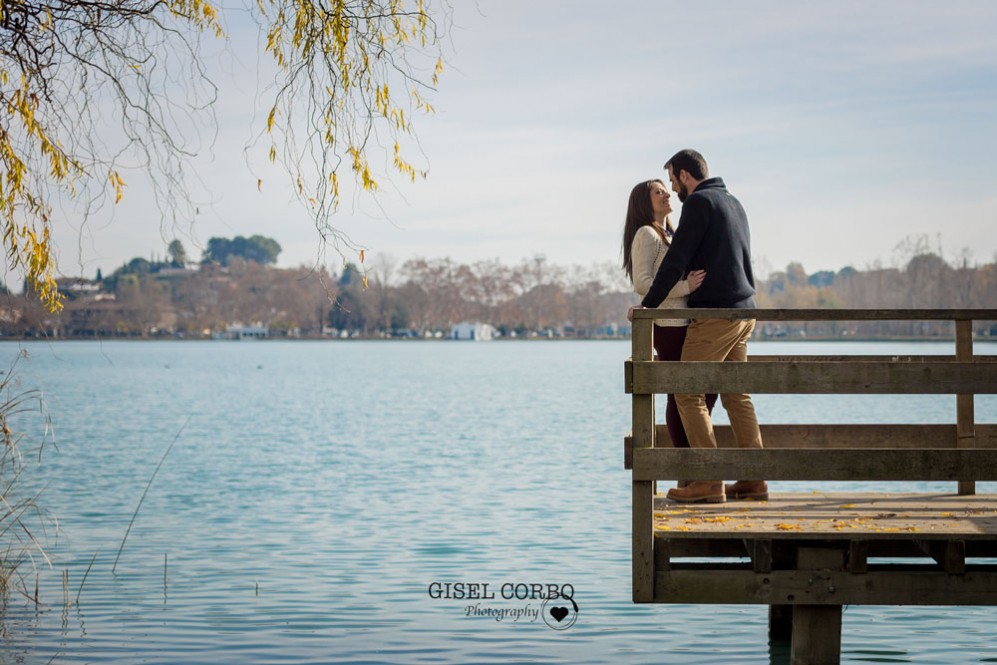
[[791, 548, 845, 665], [768, 541, 795, 642], [768, 604, 793, 641], [792, 604, 841, 665]]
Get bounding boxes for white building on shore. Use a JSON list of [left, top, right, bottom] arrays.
[[449, 321, 496, 341], [214, 323, 270, 340]]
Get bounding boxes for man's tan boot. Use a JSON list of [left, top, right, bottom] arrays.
[[666, 481, 725, 504], [724, 480, 769, 501]]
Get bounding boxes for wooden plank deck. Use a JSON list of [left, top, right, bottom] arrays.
[[652, 492, 997, 540], [651, 493, 997, 607]]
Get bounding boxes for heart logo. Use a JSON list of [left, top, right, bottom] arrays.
[[549, 606, 569, 622]]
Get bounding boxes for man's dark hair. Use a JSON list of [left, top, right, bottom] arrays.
[[665, 149, 709, 181]]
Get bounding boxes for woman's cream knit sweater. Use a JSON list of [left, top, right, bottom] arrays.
[[631, 225, 692, 327]]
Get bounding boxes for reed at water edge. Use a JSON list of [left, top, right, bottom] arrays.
[[0, 349, 53, 606]]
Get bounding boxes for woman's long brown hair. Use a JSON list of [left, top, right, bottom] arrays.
[[622, 179, 676, 282]]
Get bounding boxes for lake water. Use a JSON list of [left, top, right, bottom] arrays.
[[1, 340, 996, 664]]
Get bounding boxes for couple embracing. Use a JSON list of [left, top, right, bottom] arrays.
[[623, 149, 767, 504]]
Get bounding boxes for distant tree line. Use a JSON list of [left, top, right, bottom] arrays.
[[2, 238, 995, 339], [754, 251, 996, 337], [329, 255, 630, 337]]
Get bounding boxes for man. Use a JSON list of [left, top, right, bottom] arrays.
[[628, 149, 767, 504]]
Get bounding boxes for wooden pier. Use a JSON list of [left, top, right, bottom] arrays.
[[624, 308, 997, 664]]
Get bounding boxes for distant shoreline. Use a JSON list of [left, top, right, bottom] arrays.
[[1, 336, 989, 343]]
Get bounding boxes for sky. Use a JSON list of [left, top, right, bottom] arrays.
[[26, 0, 997, 287]]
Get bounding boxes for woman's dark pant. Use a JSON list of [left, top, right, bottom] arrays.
[[653, 324, 718, 448]]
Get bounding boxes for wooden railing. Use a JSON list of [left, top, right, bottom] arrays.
[[625, 308, 997, 605]]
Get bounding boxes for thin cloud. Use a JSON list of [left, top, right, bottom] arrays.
[[23, 0, 997, 286]]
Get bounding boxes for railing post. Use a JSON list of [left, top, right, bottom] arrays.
[[632, 314, 655, 601], [956, 319, 976, 496]]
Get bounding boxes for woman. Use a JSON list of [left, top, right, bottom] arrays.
[[622, 178, 717, 452]]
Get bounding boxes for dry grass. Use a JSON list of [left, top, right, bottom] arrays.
[[0, 349, 54, 604]]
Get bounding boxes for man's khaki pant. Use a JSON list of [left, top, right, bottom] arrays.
[[676, 318, 764, 450]]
